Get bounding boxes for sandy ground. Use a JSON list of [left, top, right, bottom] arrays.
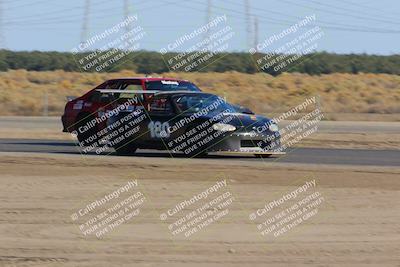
[[0, 152, 399, 266]]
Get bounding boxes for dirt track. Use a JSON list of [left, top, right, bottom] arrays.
[[1, 152, 399, 266], [2, 117, 400, 150]]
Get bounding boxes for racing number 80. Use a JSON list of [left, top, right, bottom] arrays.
[[148, 121, 170, 138]]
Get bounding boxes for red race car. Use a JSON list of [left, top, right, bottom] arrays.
[[61, 77, 201, 143]]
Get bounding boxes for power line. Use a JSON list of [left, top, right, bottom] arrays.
[[339, 0, 400, 17], [3, 0, 400, 53], [81, 0, 133, 47], [3, 0, 55, 11], [6, 0, 399, 35], [4, 0, 168, 26], [188, 0, 400, 34], [306, 0, 400, 23], [281, 0, 400, 26], [222, 0, 400, 33], [3, 0, 110, 24]]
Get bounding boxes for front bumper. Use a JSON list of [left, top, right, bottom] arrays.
[[207, 131, 284, 155]]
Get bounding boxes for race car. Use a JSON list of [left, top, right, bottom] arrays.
[[61, 77, 201, 142], [72, 90, 284, 158]]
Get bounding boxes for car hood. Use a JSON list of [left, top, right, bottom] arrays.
[[207, 112, 275, 130]]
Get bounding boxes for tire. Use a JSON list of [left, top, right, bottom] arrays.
[[75, 113, 98, 147], [184, 141, 209, 158], [114, 143, 137, 156], [183, 126, 214, 158]]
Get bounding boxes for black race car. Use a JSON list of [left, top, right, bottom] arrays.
[[90, 91, 284, 158]]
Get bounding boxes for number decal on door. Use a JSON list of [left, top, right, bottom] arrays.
[[148, 121, 170, 138]]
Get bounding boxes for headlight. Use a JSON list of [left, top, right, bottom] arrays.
[[212, 123, 236, 132], [268, 123, 279, 132]]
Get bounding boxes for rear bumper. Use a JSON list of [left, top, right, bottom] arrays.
[[61, 115, 72, 132], [61, 115, 67, 132]]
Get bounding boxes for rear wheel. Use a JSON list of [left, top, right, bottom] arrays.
[[75, 113, 98, 147]]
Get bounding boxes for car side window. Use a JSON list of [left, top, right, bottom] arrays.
[[104, 81, 120, 89], [120, 80, 142, 90], [119, 80, 144, 102], [149, 97, 173, 115], [89, 91, 101, 102]]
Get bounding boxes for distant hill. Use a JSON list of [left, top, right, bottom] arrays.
[[0, 50, 399, 75]]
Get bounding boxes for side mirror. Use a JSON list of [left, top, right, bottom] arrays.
[[241, 107, 254, 115], [233, 104, 254, 115]]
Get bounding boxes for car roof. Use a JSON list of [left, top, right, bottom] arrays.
[[107, 77, 189, 82]]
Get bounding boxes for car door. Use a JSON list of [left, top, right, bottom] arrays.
[[140, 95, 176, 149]]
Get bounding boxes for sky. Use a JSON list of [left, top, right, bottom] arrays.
[[1, 0, 400, 55]]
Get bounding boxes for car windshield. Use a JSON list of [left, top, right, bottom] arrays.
[[173, 94, 235, 114], [145, 80, 200, 91]]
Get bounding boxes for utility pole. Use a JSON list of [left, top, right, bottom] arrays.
[[0, 0, 6, 49], [80, 0, 90, 46], [244, 0, 252, 50], [253, 16, 259, 52], [124, 0, 132, 36], [123, 0, 134, 52], [204, 0, 212, 44]]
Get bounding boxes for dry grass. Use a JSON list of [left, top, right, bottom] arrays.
[[0, 70, 399, 118]]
